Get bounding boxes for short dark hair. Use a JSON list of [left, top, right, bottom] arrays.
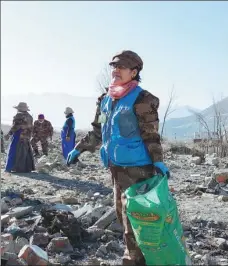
[[131, 67, 141, 82]]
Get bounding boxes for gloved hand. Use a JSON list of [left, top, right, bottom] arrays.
[[154, 162, 170, 179], [66, 149, 80, 166]]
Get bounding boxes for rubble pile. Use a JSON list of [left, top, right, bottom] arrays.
[[184, 217, 228, 265], [1, 136, 228, 265], [1, 187, 123, 266]]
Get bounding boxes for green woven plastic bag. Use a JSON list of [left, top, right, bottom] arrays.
[[125, 175, 191, 265]]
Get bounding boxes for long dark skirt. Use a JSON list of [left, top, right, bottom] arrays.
[[6, 132, 35, 173]]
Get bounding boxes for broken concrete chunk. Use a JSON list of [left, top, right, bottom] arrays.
[[81, 206, 108, 222], [47, 237, 73, 253], [191, 157, 201, 165], [214, 237, 226, 249], [52, 203, 73, 212], [73, 203, 93, 218], [213, 169, 228, 183], [1, 199, 9, 214], [87, 227, 105, 240], [55, 254, 71, 264], [107, 220, 123, 233], [61, 196, 78, 205], [106, 240, 122, 253], [18, 245, 48, 266], [5, 257, 28, 266], [96, 245, 107, 257], [6, 206, 33, 219], [218, 195, 228, 202], [1, 214, 10, 225], [30, 232, 49, 246], [206, 157, 219, 166], [94, 192, 100, 199], [94, 207, 116, 229], [1, 233, 13, 255]]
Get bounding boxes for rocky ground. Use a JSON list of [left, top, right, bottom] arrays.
[[1, 134, 228, 266]]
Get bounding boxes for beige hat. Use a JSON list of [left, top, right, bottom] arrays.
[[13, 102, 30, 111], [64, 107, 74, 115]]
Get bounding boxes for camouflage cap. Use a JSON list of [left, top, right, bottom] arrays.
[[109, 50, 143, 71]]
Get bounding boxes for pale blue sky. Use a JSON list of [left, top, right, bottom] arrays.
[[1, 1, 228, 109]]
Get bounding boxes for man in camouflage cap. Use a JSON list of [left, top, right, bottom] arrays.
[[31, 114, 53, 156], [66, 50, 169, 265]]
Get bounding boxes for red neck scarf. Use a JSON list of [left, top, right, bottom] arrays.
[[108, 80, 139, 100]]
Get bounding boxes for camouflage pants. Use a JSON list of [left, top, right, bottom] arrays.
[[31, 136, 48, 155], [110, 165, 155, 266]]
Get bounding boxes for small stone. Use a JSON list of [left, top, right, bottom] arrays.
[[101, 235, 108, 242], [218, 195, 228, 202], [194, 254, 202, 260], [55, 254, 71, 264], [205, 176, 213, 186], [1, 214, 10, 225], [94, 192, 100, 199], [194, 185, 207, 193], [80, 249, 86, 255], [189, 251, 197, 259], [22, 188, 34, 195], [205, 188, 216, 194], [35, 226, 47, 233], [30, 233, 49, 246], [102, 198, 113, 206], [1, 233, 13, 255], [202, 254, 209, 263], [1, 199, 9, 213], [61, 196, 78, 205], [191, 215, 202, 223], [69, 168, 81, 175], [5, 257, 28, 266], [106, 240, 122, 253], [76, 161, 87, 169], [107, 221, 123, 233], [97, 245, 107, 255], [87, 227, 105, 240], [52, 203, 73, 212], [214, 237, 226, 249], [14, 237, 29, 254], [191, 157, 201, 165], [195, 241, 203, 247], [87, 191, 94, 198]]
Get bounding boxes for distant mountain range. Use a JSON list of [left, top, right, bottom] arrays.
[[1, 93, 227, 140], [161, 96, 228, 139]]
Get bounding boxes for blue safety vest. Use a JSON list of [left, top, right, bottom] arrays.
[[100, 86, 152, 168], [61, 116, 75, 137]]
